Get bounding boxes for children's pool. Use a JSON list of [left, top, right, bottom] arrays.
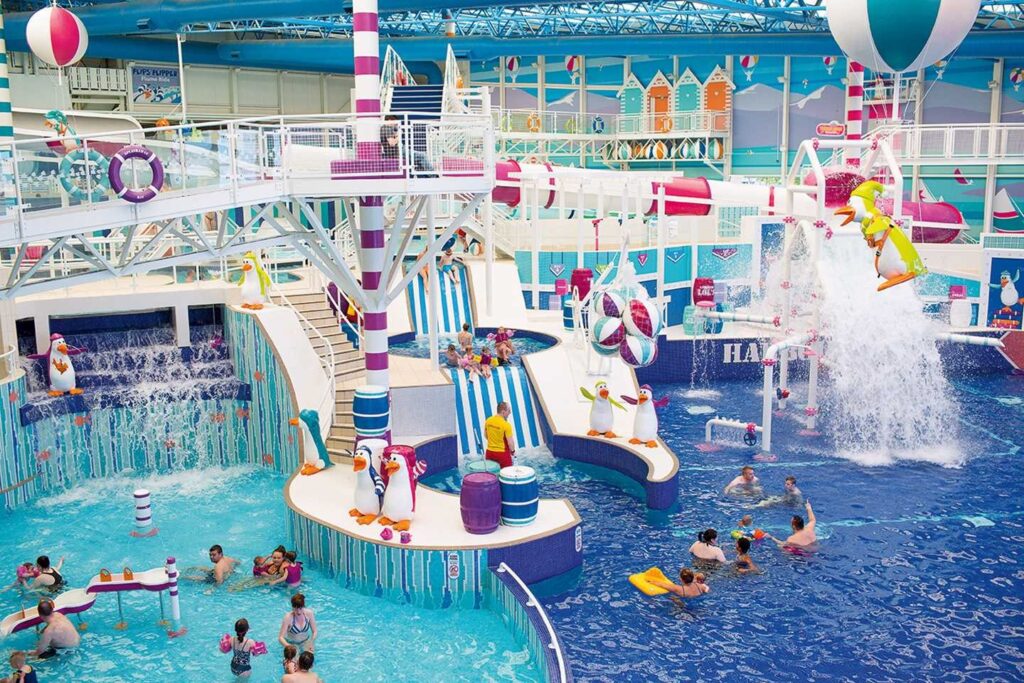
[[0, 467, 539, 682], [389, 332, 556, 366], [425, 374, 1024, 681]]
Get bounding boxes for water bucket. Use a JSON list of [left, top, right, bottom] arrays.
[[353, 385, 390, 439], [570, 268, 593, 301], [498, 466, 538, 526], [562, 299, 575, 330], [460, 472, 501, 534], [693, 278, 715, 308], [467, 459, 500, 475]]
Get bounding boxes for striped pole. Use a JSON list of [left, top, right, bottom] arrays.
[[352, 0, 391, 398], [844, 60, 864, 166], [0, 3, 17, 218], [165, 556, 186, 637], [130, 488, 158, 537]]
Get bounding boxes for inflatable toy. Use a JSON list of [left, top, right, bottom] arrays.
[[59, 148, 109, 202], [862, 214, 927, 291], [580, 381, 626, 438], [621, 385, 669, 448], [380, 527, 394, 541], [378, 446, 427, 531], [238, 251, 272, 310], [473, 354, 500, 367], [623, 298, 662, 339], [753, 529, 767, 541], [349, 442, 385, 525], [108, 145, 164, 203], [731, 530, 744, 540], [26, 6, 88, 68], [289, 409, 332, 475], [619, 335, 658, 369], [825, 0, 979, 74], [591, 315, 626, 350], [629, 567, 673, 596], [593, 289, 626, 318]]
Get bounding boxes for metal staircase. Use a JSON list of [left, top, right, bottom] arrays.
[[388, 85, 445, 119]]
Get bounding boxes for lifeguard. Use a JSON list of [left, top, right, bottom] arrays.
[[484, 402, 516, 469]]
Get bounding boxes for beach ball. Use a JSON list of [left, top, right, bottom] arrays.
[[593, 289, 626, 318], [26, 7, 88, 68], [825, 0, 980, 74], [618, 142, 631, 160], [591, 340, 619, 357], [591, 315, 626, 350], [619, 334, 658, 368], [612, 282, 646, 303], [652, 141, 669, 160], [623, 298, 662, 339]]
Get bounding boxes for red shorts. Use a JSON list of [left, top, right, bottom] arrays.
[[485, 449, 513, 469]]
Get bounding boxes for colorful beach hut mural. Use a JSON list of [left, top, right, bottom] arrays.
[[647, 71, 674, 133], [674, 68, 702, 129], [703, 66, 734, 132], [619, 73, 645, 118]]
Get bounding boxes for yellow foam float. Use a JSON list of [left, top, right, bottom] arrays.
[[628, 566, 676, 596]]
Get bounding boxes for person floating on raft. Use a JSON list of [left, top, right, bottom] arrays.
[[835, 180, 927, 292]]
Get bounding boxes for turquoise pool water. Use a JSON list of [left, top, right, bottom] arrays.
[[0, 466, 539, 682], [389, 333, 555, 366]]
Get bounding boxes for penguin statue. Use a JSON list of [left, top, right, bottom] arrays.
[[861, 214, 927, 291], [349, 442, 385, 525], [238, 251, 272, 310], [580, 380, 626, 438], [834, 180, 885, 226], [621, 385, 669, 448], [289, 409, 333, 475], [28, 334, 86, 397], [378, 446, 427, 532]]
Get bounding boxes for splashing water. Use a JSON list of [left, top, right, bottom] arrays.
[[817, 233, 962, 467]]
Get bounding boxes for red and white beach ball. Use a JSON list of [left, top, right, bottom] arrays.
[[619, 335, 658, 368], [591, 315, 626, 350], [26, 7, 89, 68], [623, 298, 662, 339]]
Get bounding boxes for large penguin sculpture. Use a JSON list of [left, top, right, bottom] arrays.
[[834, 180, 884, 226], [28, 334, 86, 397], [861, 213, 927, 291], [378, 446, 428, 532], [349, 442, 385, 525], [289, 409, 333, 475], [621, 384, 669, 448], [238, 251, 272, 310], [580, 380, 626, 438]]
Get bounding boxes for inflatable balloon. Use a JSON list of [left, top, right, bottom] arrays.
[[26, 7, 88, 68], [619, 335, 658, 368], [590, 340, 619, 357], [623, 299, 662, 340], [822, 55, 838, 74], [825, 0, 980, 74], [1011, 67, 1023, 92], [591, 315, 626, 350]]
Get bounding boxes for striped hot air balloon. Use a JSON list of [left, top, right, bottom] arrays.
[[825, 0, 980, 74], [565, 55, 581, 83], [739, 55, 759, 81], [506, 56, 520, 83], [823, 55, 838, 75]]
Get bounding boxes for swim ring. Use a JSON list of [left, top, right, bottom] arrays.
[[59, 148, 110, 202], [108, 144, 165, 203]]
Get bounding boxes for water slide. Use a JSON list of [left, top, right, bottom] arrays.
[[491, 160, 965, 242], [0, 567, 174, 637], [405, 260, 473, 335]]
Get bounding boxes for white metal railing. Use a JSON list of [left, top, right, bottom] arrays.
[[0, 344, 17, 382], [0, 108, 495, 242], [380, 45, 415, 112], [496, 109, 730, 138], [270, 279, 337, 420], [495, 562, 568, 683], [875, 123, 1024, 163]]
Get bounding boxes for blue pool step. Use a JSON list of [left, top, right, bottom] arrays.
[[449, 365, 544, 456]]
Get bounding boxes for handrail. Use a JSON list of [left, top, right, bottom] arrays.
[[495, 562, 568, 683], [269, 279, 337, 423]]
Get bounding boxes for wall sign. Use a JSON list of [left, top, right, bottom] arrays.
[[130, 65, 182, 106]]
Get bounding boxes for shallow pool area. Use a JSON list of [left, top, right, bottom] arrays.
[[425, 374, 1024, 681], [389, 331, 556, 366], [0, 466, 540, 683]]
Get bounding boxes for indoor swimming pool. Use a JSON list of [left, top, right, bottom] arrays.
[[425, 374, 1024, 682]]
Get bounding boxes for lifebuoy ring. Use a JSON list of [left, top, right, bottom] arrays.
[[526, 113, 542, 133], [59, 148, 110, 202], [108, 144, 165, 204]]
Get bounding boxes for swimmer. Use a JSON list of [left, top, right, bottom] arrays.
[[282, 645, 298, 675], [754, 475, 803, 509], [649, 568, 710, 599], [444, 344, 461, 368], [460, 349, 483, 382], [282, 651, 322, 683], [689, 528, 727, 563], [230, 548, 286, 591], [5, 651, 36, 683], [766, 499, 818, 549], [724, 466, 761, 495], [496, 342, 513, 366], [2, 563, 39, 593], [278, 593, 317, 655], [457, 323, 473, 351], [737, 515, 754, 536], [268, 551, 302, 589], [734, 537, 759, 574], [186, 545, 238, 585], [29, 556, 64, 593], [439, 249, 460, 284], [477, 346, 493, 379], [33, 599, 80, 659], [226, 618, 256, 679]]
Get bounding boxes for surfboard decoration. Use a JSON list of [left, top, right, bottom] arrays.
[[993, 188, 1024, 234]]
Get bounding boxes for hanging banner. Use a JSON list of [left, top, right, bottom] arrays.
[[129, 65, 182, 106]]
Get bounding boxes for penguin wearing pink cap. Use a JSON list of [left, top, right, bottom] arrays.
[[28, 334, 86, 397], [621, 385, 669, 448]]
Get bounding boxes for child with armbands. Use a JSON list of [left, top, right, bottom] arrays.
[[1, 563, 39, 593], [220, 618, 268, 679]]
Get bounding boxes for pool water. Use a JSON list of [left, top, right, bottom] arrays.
[[427, 374, 1024, 681], [389, 333, 555, 367], [0, 467, 539, 683]]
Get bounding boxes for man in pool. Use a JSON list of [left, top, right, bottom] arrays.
[[724, 466, 761, 494], [33, 599, 80, 659], [767, 499, 818, 548], [484, 402, 515, 469], [754, 475, 803, 508], [186, 545, 238, 584]]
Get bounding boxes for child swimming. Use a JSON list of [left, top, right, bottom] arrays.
[[6, 651, 37, 683], [268, 551, 302, 589], [649, 568, 711, 599], [1, 563, 39, 593], [226, 618, 256, 679], [734, 537, 759, 574], [477, 346, 493, 379], [283, 645, 298, 675]]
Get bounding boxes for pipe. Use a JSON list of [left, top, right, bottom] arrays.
[[694, 309, 781, 327], [761, 333, 812, 454], [935, 332, 1004, 348], [705, 417, 762, 443]]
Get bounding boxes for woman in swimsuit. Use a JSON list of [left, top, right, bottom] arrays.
[[30, 556, 64, 593], [268, 551, 302, 590], [650, 568, 711, 600], [227, 618, 255, 679], [278, 593, 317, 654], [230, 548, 286, 591]]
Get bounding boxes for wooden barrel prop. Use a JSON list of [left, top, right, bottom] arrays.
[[498, 465, 538, 526], [570, 268, 593, 301], [460, 473, 501, 534], [353, 385, 390, 439], [467, 459, 500, 475]]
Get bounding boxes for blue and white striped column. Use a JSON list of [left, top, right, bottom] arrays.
[[353, 0, 390, 393], [0, 3, 16, 218]]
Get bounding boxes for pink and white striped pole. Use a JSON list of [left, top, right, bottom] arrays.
[[845, 60, 864, 166], [352, 0, 390, 396]]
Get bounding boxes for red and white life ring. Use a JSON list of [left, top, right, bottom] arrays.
[[108, 144, 165, 203]]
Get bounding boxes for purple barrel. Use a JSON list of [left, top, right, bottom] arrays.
[[460, 473, 501, 534]]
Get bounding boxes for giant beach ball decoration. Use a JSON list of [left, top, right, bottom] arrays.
[[591, 315, 626, 350], [619, 335, 658, 368], [623, 298, 662, 340], [591, 340, 619, 357], [593, 289, 626, 318], [26, 7, 89, 68], [825, 0, 981, 74]]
